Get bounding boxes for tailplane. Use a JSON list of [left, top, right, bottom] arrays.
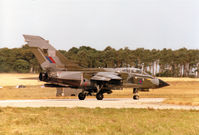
[[23, 35, 82, 71]]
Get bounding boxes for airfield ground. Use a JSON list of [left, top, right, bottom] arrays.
[[0, 73, 199, 106], [0, 73, 199, 135]]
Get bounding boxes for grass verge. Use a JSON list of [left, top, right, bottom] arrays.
[[0, 107, 199, 135]]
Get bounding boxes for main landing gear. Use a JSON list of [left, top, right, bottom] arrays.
[[78, 84, 107, 100], [77, 92, 104, 100], [96, 92, 104, 100], [78, 92, 86, 100], [133, 88, 139, 100], [95, 84, 105, 100]]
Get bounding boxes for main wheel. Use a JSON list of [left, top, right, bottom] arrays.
[[133, 95, 139, 100], [78, 92, 86, 100], [96, 93, 104, 100]]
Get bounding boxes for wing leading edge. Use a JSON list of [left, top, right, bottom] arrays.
[[91, 72, 122, 81]]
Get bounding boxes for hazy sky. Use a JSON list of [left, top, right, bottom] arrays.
[[0, 0, 199, 50]]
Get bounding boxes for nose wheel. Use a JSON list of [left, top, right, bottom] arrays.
[[133, 88, 139, 100], [133, 95, 139, 100]]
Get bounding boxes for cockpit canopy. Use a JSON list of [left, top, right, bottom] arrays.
[[104, 67, 153, 78], [115, 67, 148, 74]]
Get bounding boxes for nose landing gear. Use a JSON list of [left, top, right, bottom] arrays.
[[133, 88, 139, 100]]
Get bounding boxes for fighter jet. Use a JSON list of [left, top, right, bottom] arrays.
[[23, 35, 169, 100]]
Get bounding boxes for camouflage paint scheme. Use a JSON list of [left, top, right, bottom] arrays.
[[23, 35, 169, 100]]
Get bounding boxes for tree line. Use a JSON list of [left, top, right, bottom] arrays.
[[0, 45, 199, 77]]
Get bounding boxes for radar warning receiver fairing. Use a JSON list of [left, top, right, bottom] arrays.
[[23, 35, 169, 100]]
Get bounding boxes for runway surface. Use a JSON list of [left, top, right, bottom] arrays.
[[0, 98, 199, 110]]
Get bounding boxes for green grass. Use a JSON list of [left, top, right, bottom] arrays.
[[0, 107, 199, 135]]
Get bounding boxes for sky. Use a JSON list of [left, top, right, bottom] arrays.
[[0, 0, 199, 50]]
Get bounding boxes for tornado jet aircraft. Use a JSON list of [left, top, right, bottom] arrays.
[[23, 35, 169, 100]]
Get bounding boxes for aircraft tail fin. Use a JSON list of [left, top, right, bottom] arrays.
[[23, 35, 82, 71]]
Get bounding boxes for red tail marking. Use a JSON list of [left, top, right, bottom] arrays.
[[48, 56, 56, 63]]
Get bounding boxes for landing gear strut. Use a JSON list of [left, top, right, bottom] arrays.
[[133, 88, 139, 100], [96, 84, 104, 100], [78, 92, 86, 100]]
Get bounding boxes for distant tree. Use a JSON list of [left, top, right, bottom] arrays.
[[0, 45, 199, 76], [13, 59, 30, 73]]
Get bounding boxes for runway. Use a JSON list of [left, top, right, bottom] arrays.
[[0, 98, 199, 110]]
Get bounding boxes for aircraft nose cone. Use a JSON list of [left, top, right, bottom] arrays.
[[159, 79, 169, 88]]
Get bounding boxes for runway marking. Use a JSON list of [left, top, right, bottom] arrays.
[[0, 98, 198, 110]]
